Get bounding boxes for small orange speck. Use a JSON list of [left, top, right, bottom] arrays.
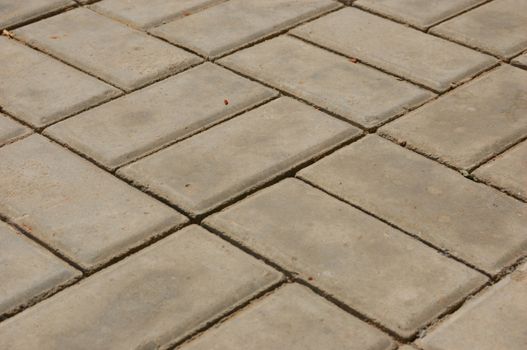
[[349, 58, 358, 63]]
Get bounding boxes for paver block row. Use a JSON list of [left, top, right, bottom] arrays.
[[0, 221, 80, 318], [0, 36, 120, 128], [0, 225, 282, 349], [219, 35, 434, 129], [150, 0, 341, 58], [45, 63, 277, 169], [0, 0, 73, 29], [205, 178, 487, 338], [180, 283, 395, 350], [0, 135, 187, 270], [431, 0, 527, 59], [14, 8, 202, 91], [379, 65, 527, 170], [418, 262, 527, 350], [298, 135, 527, 275], [354, 0, 486, 30], [292, 7, 496, 92], [118, 97, 361, 217], [512, 52, 527, 69]]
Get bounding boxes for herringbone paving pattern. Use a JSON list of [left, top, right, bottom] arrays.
[[0, 0, 526, 349]]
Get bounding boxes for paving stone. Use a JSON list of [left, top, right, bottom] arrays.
[[298, 135, 527, 275], [45, 63, 276, 169], [119, 97, 360, 216], [91, 0, 221, 28], [292, 8, 495, 92], [398, 346, 418, 350], [0, 135, 187, 270], [14, 8, 201, 91], [181, 283, 395, 350], [0, 0, 73, 29], [418, 262, 527, 350], [354, 0, 485, 30], [151, 0, 339, 59], [0, 221, 80, 317], [0, 225, 282, 349], [0, 113, 30, 147], [379, 66, 527, 170], [0, 36, 120, 128], [431, 0, 527, 59], [205, 178, 487, 338], [219, 36, 433, 129], [474, 141, 527, 201], [512, 52, 527, 69]]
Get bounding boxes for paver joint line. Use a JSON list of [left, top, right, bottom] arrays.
[[1, 0, 526, 348]]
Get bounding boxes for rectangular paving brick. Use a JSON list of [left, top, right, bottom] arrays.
[[181, 283, 395, 350], [0, 135, 187, 270], [292, 8, 496, 92], [219, 36, 433, 129], [0, 225, 282, 349], [91, 0, 221, 28], [418, 262, 527, 350], [354, 0, 485, 30], [474, 141, 527, 201], [0, 0, 72, 29], [431, 0, 527, 59], [45, 63, 276, 169], [512, 51, 527, 69], [119, 97, 360, 217], [379, 66, 527, 170], [151, 0, 339, 58], [14, 8, 201, 91], [0, 113, 30, 147], [0, 36, 120, 128], [205, 178, 487, 338], [0, 221, 79, 317], [298, 135, 527, 275]]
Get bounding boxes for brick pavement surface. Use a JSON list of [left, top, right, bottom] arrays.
[[0, 0, 525, 348]]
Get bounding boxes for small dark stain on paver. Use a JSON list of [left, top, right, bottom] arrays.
[[185, 184, 191, 188], [308, 276, 314, 281], [224, 99, 229, 105], [50, 36, 60, 40], [349, 58, 358, 63]]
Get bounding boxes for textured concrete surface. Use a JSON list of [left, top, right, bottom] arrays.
[[0, 135, 186, 270], [206, 179, 486, 338], [0, 221, 79, 317], [151, 0, 339, 58], [45, 63, 276, 169], [379, 66, 527, 170], [431, 0, 527, 58], [292, 8, 495, 91], [299, 135, 527, 274], [0, 0, 73, 29], [0, 113, 30, 147], [354, 0, 485, 29], [418, 262, 527, 350], [181, 283, 395, 350], [0, 36, 120, 127], [0, 0, 525, 348], [0, 225, 281, 349], [14, 8, 201, 91], [91, 0, 221, 28], [474, 141, 527, 201], [220, 36, 433, 128], [119, 97, 359, 216]]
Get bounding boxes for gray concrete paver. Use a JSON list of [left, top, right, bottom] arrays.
[[0, 225, 282, 350], [0, 0, 73, 29], [14, 8, 202, 91], [0, 36, 120, 128], [0, 113, 31, 147], [0, 135, 187, 270], [205, 178, 487, 338], [45, 63, 276, 169], [219, 36, 433, 129], [299, 135, 527, 275]]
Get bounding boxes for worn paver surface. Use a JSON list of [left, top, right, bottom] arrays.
[[0, 0, 525, 348]]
